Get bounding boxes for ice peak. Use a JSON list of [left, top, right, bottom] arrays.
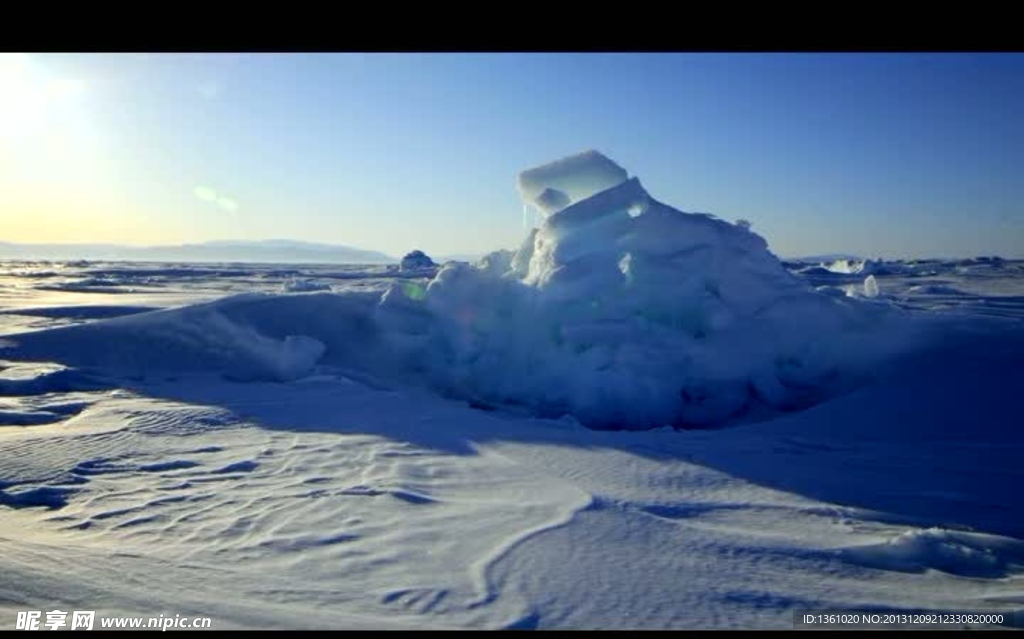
[[517, 150, 630, 217]]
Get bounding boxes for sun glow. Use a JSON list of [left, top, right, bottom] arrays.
[[0, 54, 98, 182]]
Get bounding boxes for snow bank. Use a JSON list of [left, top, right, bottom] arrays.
[[3, 294, 349, 383], [3, 151, 941, 429], [839, 527, 1024, 578]]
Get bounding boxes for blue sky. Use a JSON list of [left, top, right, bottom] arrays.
[[2, 52, 1023, 258]]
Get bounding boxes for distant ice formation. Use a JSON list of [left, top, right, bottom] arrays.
[[400, 250, 436, 271], [863, 275, 880, 298], [282, 279, 331, 293], [824, 258, 904, 277]]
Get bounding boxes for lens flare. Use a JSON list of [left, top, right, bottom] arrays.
[[217, 196, 238, 211], [194, 186, 218, 202], [402, 281, 426, 301], [194, 186, 239, 211]]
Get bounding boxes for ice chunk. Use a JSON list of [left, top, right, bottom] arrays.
[[826, 258, 903, 276], [534, 188, 571, 215], [864, 274, 879, 298], [509, 228, 538, 278], [546, 177, 648, 231], [517, 150, 629, 217], [400, 250, 436, 271], [475, 249, 514, 277]]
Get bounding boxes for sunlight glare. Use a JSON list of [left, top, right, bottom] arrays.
[[216, 197, 239, 211], [194, 186, 218, 202], [0, 53, 98, 185]]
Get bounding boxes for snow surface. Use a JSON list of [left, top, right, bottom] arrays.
[[1, 152, 1024, 629], [1, 324, 1022, 629]]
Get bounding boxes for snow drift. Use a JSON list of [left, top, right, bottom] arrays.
[[3, 151, 945, 429]]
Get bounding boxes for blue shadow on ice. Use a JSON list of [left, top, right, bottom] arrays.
[[4, 303, 1023, 542]]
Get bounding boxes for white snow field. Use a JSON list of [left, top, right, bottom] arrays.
[[2, 151, 1024, 629]]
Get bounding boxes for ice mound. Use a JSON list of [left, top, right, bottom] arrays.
[[374, 151, 924, 428], [400, 250, 436, 271]]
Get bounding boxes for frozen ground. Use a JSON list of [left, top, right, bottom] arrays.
[[2, 153, 1023, 629], [1, 256, 1023, 629]]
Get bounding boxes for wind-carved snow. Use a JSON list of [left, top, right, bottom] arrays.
[[0, 382, 594, 629]]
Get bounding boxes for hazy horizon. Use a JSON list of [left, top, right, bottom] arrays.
[[3, 52, 1024, 259], [0, 236, 1016, 264]]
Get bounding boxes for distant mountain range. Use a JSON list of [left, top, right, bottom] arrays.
[[0, 240, 398, 264]]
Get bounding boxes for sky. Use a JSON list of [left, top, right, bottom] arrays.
[[2, 52, 1023, 259]]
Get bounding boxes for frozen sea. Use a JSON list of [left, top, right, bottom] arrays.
[[1, 255, 1022, 629]]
